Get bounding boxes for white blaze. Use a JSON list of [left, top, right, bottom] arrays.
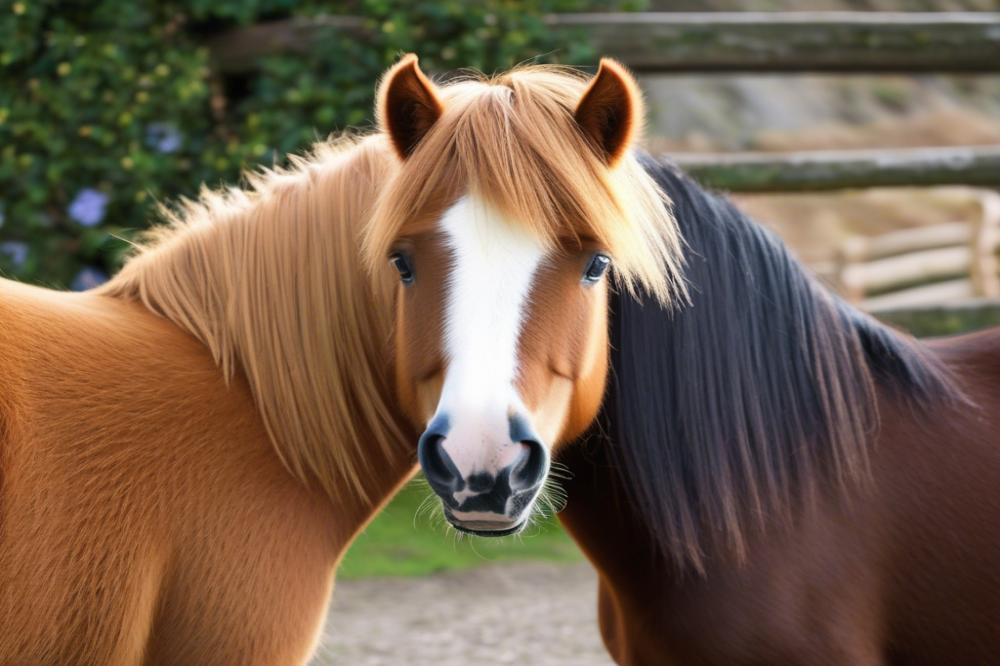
[[434, 196, 546, 474]]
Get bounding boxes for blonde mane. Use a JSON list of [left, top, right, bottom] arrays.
[[99, 63, 687, 501], [365, 65, 687, 304], [100, 135, 408, 501]]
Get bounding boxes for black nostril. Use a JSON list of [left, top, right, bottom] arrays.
[[418, 431, 464, 497], [510, 439, 548, 490]]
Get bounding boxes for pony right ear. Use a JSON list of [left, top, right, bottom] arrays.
[[377, 54, 444, 160]]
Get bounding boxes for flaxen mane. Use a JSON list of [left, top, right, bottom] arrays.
[[603, 157, 965, 572], [99, 135, 406, 501], [99, 63, 686, 502]]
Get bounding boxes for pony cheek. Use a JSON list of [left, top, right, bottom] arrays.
[[392, 293, 448, 429], [521, 287, 610, 448], [412, 372, 445, 425], [392, 344, 445, 427], [561, 286, 611, 444], [392, 345, 444, 429], [547, 362, 609, 450], [527, 374, 576, 447]]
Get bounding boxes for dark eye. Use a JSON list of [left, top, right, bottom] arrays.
[[389, 252, 414, 284], [583, 254, 611, 284]]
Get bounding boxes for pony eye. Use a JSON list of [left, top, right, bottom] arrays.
[[583, 254, 611, 284], [389, 252, 415, 284]]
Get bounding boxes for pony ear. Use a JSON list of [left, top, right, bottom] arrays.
[[377, 54, 444, 160], [574, 58, 643, 166]]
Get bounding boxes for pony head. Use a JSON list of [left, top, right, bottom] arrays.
[[365, 55, 685, 535]]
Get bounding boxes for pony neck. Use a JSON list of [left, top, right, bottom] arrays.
[[599, 156, 963, 573], [101, 135, 416, 507]]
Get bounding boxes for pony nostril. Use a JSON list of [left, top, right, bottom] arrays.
[[418, 432, 464, 495], [510, 439, 548, 490]]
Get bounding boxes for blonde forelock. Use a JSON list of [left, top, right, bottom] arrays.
[[365, 65, 687, 304]]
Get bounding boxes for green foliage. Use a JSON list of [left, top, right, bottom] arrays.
[[0, 0, 621, 287]]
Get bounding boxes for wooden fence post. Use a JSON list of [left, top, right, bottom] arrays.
[[971, 191, 1000, 298], [835, 237, 868, 303]]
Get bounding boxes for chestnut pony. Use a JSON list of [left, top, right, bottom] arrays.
[[0, 55, 683, 664], [385, 59, 1000, 663], [0, 130, 426, 665], [0, 132, 422, 661]]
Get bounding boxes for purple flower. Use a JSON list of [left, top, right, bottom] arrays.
[[71, 266, 108, 291], [68, 188, 109, 227], [0, 241, 28, 267], [145, 122, 182, 154]]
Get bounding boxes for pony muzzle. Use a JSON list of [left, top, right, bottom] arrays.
[[417, 413, 549, 536]]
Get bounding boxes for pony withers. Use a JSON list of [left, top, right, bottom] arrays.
[[384, 57, 1000, 663]]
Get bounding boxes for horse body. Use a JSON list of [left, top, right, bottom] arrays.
[[561, 342, 1000, 664], [0, 134, 415, 664], [557, 162, 1000, 665]]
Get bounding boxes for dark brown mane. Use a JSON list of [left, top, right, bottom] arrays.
[[600, 155, 965, 572]]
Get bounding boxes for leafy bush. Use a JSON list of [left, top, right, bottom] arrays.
[[0, 0, 634, 287]]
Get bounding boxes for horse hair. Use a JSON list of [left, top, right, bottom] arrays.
[[602, 155, 964, 572]]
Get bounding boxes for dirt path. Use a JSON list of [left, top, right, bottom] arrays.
[[311, 562, 613, 665]]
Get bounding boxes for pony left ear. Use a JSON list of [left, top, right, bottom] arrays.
[[574, 58, 643, 167], [377, 54, 444, 160]]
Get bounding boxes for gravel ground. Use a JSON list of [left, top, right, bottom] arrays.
[[311, 562, 613, 666]]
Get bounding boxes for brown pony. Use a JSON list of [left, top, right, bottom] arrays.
[[0, 54, 681, 664], [0, 131, 422, 661], [557, 159, 1000, 664], [381, 58, 1000, 663]]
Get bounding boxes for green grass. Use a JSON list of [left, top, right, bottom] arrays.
[[338, 479, 583, 579]]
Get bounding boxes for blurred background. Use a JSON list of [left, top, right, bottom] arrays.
[[3, 1, 999, 664]]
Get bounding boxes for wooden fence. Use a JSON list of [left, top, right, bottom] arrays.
[[557, 12, 1000, 73], [207, 11, 1000, 192], [833, 190, 1000, 310], [209, 12, 1000, 75], [671, 147, 1000, 193], [206, 11, 1000, 315]]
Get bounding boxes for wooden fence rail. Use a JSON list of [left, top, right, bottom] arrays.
[[833, 190, 1000, 310], [670, 147, 1000, 192], [208, 12, 1000, 75], [560, 12, 1000, 74]]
